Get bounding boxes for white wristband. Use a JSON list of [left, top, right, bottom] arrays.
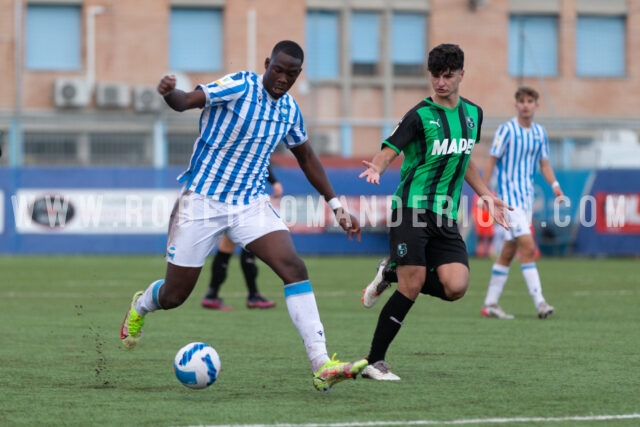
[[327, 197, 342, 210], [551, 181, 560, 189]]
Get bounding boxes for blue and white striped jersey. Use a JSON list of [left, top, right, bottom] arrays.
[[490, 117, 549, 212], [177, 71, 308, 205]]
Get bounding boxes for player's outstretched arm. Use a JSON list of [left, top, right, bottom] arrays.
[[157, 74, 206, 112], [290, 143, 361, 241]]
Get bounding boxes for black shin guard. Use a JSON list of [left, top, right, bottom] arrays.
[[368, 290, 414, 363]]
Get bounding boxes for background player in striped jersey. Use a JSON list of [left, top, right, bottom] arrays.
[[358, 44, 512, 380], [201, 166, 282, 310], [120, 40, 367, 391], [480, 86, 563, 320]]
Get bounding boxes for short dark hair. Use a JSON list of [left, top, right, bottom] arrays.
[[271, 40, 304, 64], [427, 43, 464, 76], [515, 86, 539, 101]]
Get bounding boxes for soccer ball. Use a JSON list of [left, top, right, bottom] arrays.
[[173, 342, 221, 389]]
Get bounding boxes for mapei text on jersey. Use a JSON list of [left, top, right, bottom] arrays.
[[431, 138, 476, 156]]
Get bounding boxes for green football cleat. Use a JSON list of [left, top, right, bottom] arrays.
[[313, 354, 368, 391], [120, 291, 145, 349]]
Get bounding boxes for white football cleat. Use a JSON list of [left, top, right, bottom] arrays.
[[362, 258, 392, 308], [480, 304, 515, 320], [361, 360, 400, 381], [537, 301, 554, 319]]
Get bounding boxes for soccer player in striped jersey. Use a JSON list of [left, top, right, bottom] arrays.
[[358, 44, 512, 380], [480, 86, 563, 320], [120, 40, 368, 391]]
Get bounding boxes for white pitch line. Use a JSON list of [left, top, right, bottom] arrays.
[[183, 413, 640, 427], [572, 290, 640, 297]]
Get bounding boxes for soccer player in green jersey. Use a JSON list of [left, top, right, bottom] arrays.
[[358, 43, 512, 380]]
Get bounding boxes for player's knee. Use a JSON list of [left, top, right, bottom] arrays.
[[519, 245, 537, 260], [442, 280, 468, 301]]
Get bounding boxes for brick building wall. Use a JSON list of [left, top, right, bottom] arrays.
[[0, 0, 638, 164]]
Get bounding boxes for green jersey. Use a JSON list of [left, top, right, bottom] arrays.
[[383, 96, 483, 220]]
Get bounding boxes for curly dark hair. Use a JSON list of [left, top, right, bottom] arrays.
[[427, 44, 464, 76], [271, 40, 304, 64]]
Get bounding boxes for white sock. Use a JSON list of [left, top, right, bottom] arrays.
[[484, 264, 510, 306], [284, 280, 329, 372], [521, 263, 545, 308], [134, 279, 164, 316]]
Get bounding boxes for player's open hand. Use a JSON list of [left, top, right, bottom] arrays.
[[334, 209, 361, 242], [485, 196, 513, 231], [359, 161, 381, 184], [552, 186, 564, 199]]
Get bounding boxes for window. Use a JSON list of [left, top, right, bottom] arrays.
[[350, 12, 380, 76], [90, 133, 148, 165], [26, 5, 81, 70], [391, 12, 426, 76], [306, 11, 339, 80], [24, 133, 78, 165], [305, 7, 428, 80], [576, 16, 625, 77], [170, 8, 222, 72], [508, 15, 558, 77]]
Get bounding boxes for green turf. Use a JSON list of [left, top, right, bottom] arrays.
[[0, 255, 638, 426]]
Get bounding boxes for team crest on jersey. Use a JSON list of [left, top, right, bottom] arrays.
[[397, 243, 408, 258], [466, 116, 475, 129], [279, 104, 290, 119], [213, 76, 233, 87], [167, 245, 176, 260]]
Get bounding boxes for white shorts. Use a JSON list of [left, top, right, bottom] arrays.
[[166, 190, 289, 267], [504, 207, 532, 241]]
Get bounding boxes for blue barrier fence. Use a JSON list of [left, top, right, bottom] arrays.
[[0, 167, 398, 255], [1, 167, 639, 256]]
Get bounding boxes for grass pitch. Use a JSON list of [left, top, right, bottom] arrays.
[[0, 254, 638, 426]]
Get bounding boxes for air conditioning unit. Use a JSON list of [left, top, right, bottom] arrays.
[[96, 82, 131, 108], [53, 78, 90, 108], [133, 85, 163, 113], [311, 130, 341, 155]]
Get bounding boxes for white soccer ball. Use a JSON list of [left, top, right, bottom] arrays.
[[173, 342, 221, 389]]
